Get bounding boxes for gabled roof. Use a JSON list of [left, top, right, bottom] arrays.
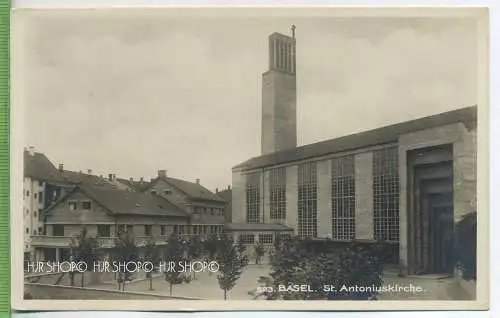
[[143, 176, 225, 203], [116, 178, 151, 191], [234, 105, 477, 171], [44, 182, 190, 218], [215, 188, 231, 202], [24, 150, 59, 180]]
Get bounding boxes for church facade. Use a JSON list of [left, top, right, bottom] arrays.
[[229, 31, 477, 276]]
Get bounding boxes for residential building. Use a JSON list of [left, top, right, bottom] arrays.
[[24, 148, 132, 262], [133, 170, 226, 238], [215, 186, 232, 223], [30, 181, 190, 262]]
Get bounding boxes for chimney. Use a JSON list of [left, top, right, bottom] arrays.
[[140, 177, 144, 182], [58, 164, 64, 172], [87, 169, 92, 175], [108, 174, 113, 181], [228, 185, 231, 190], [196, 178, 200, 185], [216, 188, 219, 193], [28, 146, 35, 156], [129, 177, 134, 182], [158, 170, 167, 178], [112, 174, 116, 181]]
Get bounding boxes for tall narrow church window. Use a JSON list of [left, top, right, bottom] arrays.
[[246, 172, 261, 223], [298, 162, 317, 238], [373, 147, 400, 242], [270, 167, 286, 222], [331, 156, 356, 240]]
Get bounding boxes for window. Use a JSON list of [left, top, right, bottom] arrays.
[[68, 201, 78, 210], [373, 147, 400, 242], [191, 225, 198, 235], [34, 210, 37, 218], [34, 193, 37, 199], [270, 167, 287, 222], [97, 225, 111, 237], [26, 191, 30, 197], [278, 233, 292, 241], [33, 230, 37, 235], [298, 162, 318, 238], [38, 227, 43, 235], [53, 225, 64, 236], [258, 234, 273, 244], [26, 209, 29, 215], [151, 190, 157, 195], [173, 225, 185, 235], [239, 234, 255, 244], [160, 225, 166, 236], [164, 189, 172, 195], [144, 225, 152, 236], [126, 225, 134, 234], [25, 228, 29, 234], [39, 181, 44, 187], [331, 156, 356, 240], [246, 172, 261, 223], [38, 191, 43, 204], [82, 201, 92, 210], [117, 224, 126, 235]]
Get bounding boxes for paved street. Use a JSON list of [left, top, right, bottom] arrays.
[[90, 265, 470, 301]]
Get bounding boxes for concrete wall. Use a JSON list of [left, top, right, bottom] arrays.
[[263, 171, 271, 223], [317, 160, 332, 238], [398, 122, 477, 275], [231, 170, 246, 223], [24, 283, 200, 300], [24, 177, 46, 254], [285, 165, 298, 232], [355, 152, 374, 240], [261, 70, 297, 155]]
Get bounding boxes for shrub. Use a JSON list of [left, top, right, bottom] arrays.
[[264, 238, 385, 300], [455, 212, 477, 281]]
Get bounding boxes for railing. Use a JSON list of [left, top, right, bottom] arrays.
[[30, 235, 171, 248], [30, 232, 226, 248]]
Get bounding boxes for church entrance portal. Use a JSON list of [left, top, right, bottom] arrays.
[[407, 144, 455, 275]]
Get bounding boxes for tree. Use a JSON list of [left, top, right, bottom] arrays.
[[215, 234, 249, 300], [143, 240, 161, 290], [163, 233, 187, 296], [204, 234, 220, 276], [69, 227, 100, 287], [187, 236, 203, 280], [255, 243, 265, 265], [266, 236, 310, 300], [205, 233, 219, 261], [111, 231, 139, 291], [236, 239, 246, 254]]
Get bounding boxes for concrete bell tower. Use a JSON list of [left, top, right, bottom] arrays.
[[261, 27, 297, 155]]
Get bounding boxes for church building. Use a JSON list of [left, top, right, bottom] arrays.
[[228, 30, 477, 276]]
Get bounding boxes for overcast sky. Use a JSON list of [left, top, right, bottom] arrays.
[[16, 9, 479, 191]]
